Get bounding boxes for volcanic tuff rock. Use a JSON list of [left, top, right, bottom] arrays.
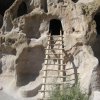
[[0, 0, 100, 99]]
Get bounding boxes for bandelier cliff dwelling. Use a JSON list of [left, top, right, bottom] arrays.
[[0, 0, 100, 100]]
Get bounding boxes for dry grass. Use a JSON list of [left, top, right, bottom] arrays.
[[50, 84, 89, 100]]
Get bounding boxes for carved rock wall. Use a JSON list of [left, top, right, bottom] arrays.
[[0, 0, 100, 99]]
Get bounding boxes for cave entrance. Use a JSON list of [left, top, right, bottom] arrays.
[[17, 2, 27, 17], [72, 0, 78, 3], [49, 19, 63, 35], [0, 0, 15, 28], [92, 12, 100, 63], [0, 0, 15, 16], [94, 13, 100, 35]]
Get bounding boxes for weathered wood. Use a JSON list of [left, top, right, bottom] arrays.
[[39, 34, 78, 99]]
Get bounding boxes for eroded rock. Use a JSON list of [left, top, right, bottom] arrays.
[[0, 0, 100, 99]]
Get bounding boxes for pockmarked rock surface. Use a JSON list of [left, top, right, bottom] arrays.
[[0, 0, 100, 99]]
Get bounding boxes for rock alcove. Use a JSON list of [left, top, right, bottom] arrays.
[[17, 2, 27, 17], [49, 19, 63, 35], [92, 12, 100, 63], [0, 0, 15, 28]]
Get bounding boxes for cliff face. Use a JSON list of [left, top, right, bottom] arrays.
[[0, 0, 100, 99]]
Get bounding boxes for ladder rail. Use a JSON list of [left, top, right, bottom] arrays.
[[42, 34, 51, 98]]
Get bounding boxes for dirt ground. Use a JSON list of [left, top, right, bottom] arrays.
[[0, 91, 17, 100]]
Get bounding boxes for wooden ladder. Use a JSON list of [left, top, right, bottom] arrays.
[[38, 33, 70, 99], [38, 32, 79, 100]]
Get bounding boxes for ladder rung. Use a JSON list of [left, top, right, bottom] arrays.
[[42, 75, 75, 78], [42, 69, 68, 72], [47, 35, 64, 37], [44, 58, 64, 60], [42, 73, 79, 78], [45, 53, 63, 55], [39, 85, 71, 93], [39, 89, 69, 93], [45, 48, 64, 50], [42, 67, 78, 72], [41, 82, 73, 85], [44, 64, 66, 65], [47, 40, 62, 41], [42, 69, 64, 72], [39, 85, 72, 93], [48, 44, 63, 46]]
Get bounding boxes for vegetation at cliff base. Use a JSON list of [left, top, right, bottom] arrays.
[[50, 84, 89, 100]]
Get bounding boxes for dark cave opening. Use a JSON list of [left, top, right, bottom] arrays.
[[0, 15, 3, 28], [92, 13, 100, 63], [72, 0, 78, 3], [49, 19, 63, 35], [41, 0, 48, 13], [0, 0, 15, 16], [17, 2, 27, 17], [58, 0, 64, 3], [94, 13, 100, 35], [0, 0, 15, 28]]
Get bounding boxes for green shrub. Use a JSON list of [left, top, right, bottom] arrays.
[[50, 84, 89, 100]]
